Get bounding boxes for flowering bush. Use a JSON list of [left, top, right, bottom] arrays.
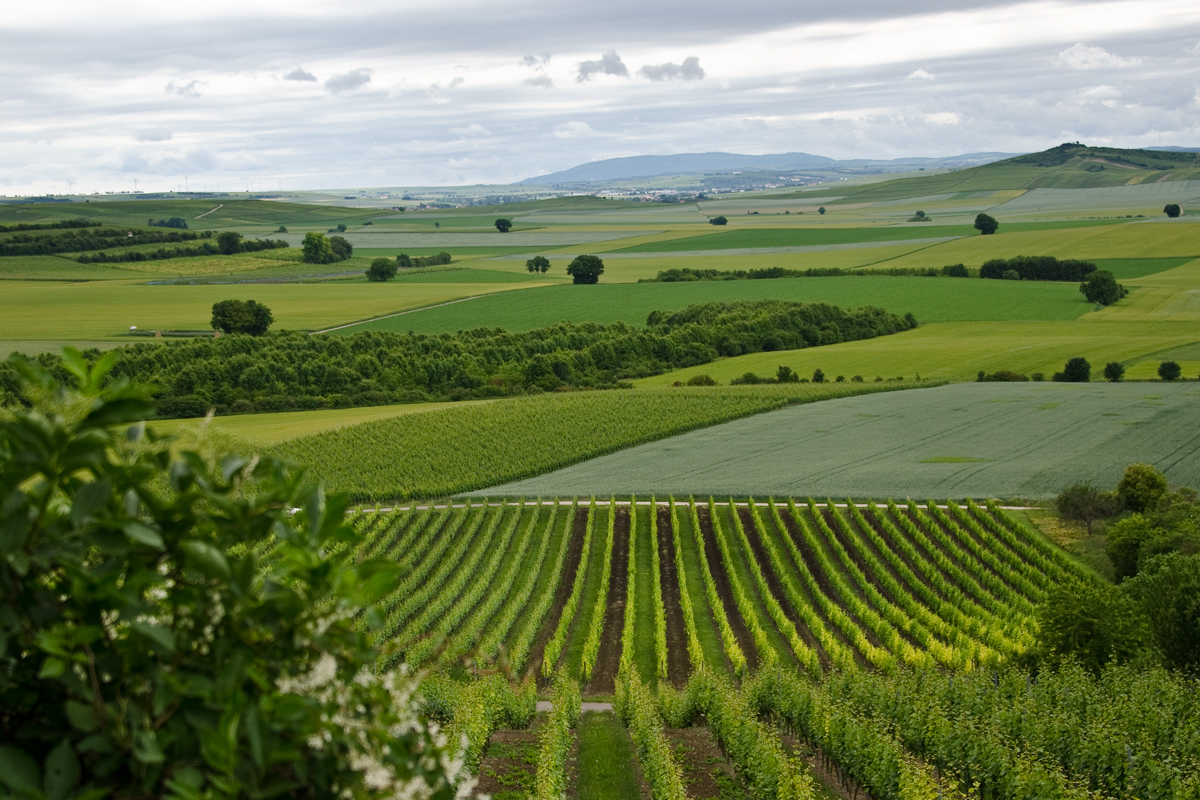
[[0, 351, 466, 799]]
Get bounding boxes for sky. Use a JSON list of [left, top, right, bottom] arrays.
[[2, 0, 1199, 194]]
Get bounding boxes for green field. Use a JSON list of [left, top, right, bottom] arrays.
[[480, 382, 1200, 499], [331, 276, 1090, 337], [610, 224, 977, 252]]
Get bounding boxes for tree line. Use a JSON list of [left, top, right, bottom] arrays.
[[0, 226, 209, 257], [0, 301, 917, 417], [78, 235, 287, 263], [643, 264, 971, 282]]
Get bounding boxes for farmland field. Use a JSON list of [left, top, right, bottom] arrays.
[[481, 382, 1200, 500]]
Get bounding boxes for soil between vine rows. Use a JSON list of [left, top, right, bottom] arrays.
[[656, 506, 691, 686], [587, 509, 630, 695]]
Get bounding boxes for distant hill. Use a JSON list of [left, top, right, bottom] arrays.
[[515, 151, 1015, 185]]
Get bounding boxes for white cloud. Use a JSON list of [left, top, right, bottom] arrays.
[[553, 121, 594, 139], [325, 68, 371, 94], [925, 111, 960, 124], [907, 68, 934, 81], [450, 123, 491, 137], [577, 51, 627, 82], [135, 127, 172, 142], [165, 80, 203, 97], [1080, 84, 1121, 99], [1055, 43, 1141, 70], [639, 56, 705, 82], [284, 67, 317, 82]]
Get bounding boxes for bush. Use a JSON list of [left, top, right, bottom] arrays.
[[775, 365, 799, 383], [710, 216, 727, 225], [685, 373, 717, 386], [1125, 554, 1200, 670], [1033, 581, 1153, 673], [526, 255, 550, 273], [1118, 462, 1168, 513], [731, 372, 766, 385], [1104, 362, 1125, 382], [1031, 372, 1045, 381], [941, 263, 969, 277], [0, 355, 463, 799], [1001, 269, 1020, 280], [978, 370, 1029, 382], [811, 368, 825, 384], [981, 255, 1097, 282], [1053, 357, 1091, 383], [1164, 203, 1182, 218], [210, 299, 274, 335], [1158, 360, 1182, 381], [366, 257, 398, 282]]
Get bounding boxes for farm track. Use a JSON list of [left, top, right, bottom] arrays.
[[656, 506, 691, 685], [587, 509, 630, 694]]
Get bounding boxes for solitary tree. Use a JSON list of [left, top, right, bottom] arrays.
[[1080, 270, 1122, 305], [495, 218, 513, 232], [1055, 481, 1122, 534], [302, 231, 334, 264], [1164, 203, 1182, 218], [812, 368, 825, 383], [1103, 361, 1126, 382], [210, 299, 274, 335], [366, 257, 398, 282], [1158, 360, 1182, 381], [974, 213, 999, 235], [908, 210, 931, 222], [817, 206, 826, 215], [710, 216, 728, 225], [526, 255, 551, 273], [217, 231, 243, 255], [1054, 356, 1091, 382], [566, 254, 605, 284]]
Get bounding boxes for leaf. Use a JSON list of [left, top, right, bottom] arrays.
[[38, 657, 66, 679], [122, 521, 164, 551], [65, 701, 98, 733], [132, 731, 164, 765], [244, 705, 265, 771], [180, 540, 231, 582], [0, 745, 40, 793], [44, 740, 80, 800], [70, 479, 111, 527], [131, 621, 176, 655], [82, 397, 156, 429], [0, 516, 29, 557]]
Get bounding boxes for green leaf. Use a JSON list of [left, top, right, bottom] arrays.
[[82, 397, 156, 429], [38, 657, 66, 679], [121, 521, 164, 550], [70, 479, 111, 527], [180, 540, 231, 582], [0, 516, 29, 557], [244, 705, 265, 771], [132, 731, 164, 764], [65, 701, 98, 733], [44, 740, 80, 800], [131, 621, 176, 655], [0, 745, 41, 793]]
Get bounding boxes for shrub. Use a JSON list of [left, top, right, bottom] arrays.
[[1001, 269, 1020, 280], [1032, 372, 1045, 381], [812, 368, 825, 383], [731, 372, 765, 385], [366, 257, 398, 282], [1158, 360, 1182, 381], [1164, 203, 1182, 218], [941, 263, 969, 277], [1104, 361, 1125, 382], [1118, 462, 1168, 513], [685, 373, 717, 386], [710, 216, 728, 225], [775, 365, 799, 383], [978, 370, 1029, 382], [851, 375, 863, 382]]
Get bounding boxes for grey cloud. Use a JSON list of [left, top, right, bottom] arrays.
[[120, 147, 219, 175], [325, 68, 372, 93], [449, 76, 465, 88], [522, 54, 550, 67], [577, 51, 628, 82], [165, 80, 203, 97], [639, 56, 704, 82], [284, 67, 317, 81], [135, 127, 172, 142], [525, 74, 554, 88]]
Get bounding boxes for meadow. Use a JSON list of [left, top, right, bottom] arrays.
[[482, 382, 1200, 500]]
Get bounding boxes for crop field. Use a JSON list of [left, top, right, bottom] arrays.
[[333, 496, 1198, 798], [332, 275, 1090, 338], [275, 384, 924, 501], [609, 224, 977, 252], [485, 382, 1200, 500]]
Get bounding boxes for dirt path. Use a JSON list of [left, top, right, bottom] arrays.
[[193, 203, 223, 219], [529, 507, 587, 682], [587, 509, 630, 694], [695, 506, 758, 672], [656, 507, 691, 686]]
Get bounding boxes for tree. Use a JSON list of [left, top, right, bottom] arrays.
[[908, 210, 931, 222], [974, 213, 999, 235], [817, 207, 826, 215], [1125, 553, 1200, 670], [495, 218, 513, 232], [1054, 356, 1090, 382], [941, 263, 969, 277], [1055, 481, 1121, 534], [1158, 360, 1182, 381], [812, 368, 825, 383], [1032, 581, 1152, 673], [710, 216, 728, 225], [275, 225, 288, 233], [329, 235, 353, 261], [396, 253, 413, 268], [302, 231, 334, 264], [1164, 203, 1182, 218], [366, 257, 398, 282], [1080, 270, 1122, 305], [0, 354, 463, 800], [1118, 462, 1168, 513], [217, 230, 243, 255], [526, 255, 550, 273], [210, 299, 274, 335], [566, 254, 605, 285], [776, 365, 800, 383], [1103, 361, 1125, 382]]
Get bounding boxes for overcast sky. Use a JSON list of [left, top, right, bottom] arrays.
[[3, 0, 1199, 194]]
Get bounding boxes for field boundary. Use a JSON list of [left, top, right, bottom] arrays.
[[351, 500, 1038, 513], [309, 294, 488, 333]]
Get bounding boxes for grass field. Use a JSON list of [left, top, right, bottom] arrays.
[[609, 224, 978, 252], [632, 319, 1200, 384], [331, 276, 1090, 337], [481, 382, 1200, 499]]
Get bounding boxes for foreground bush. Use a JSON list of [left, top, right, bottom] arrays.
[[0, 353, 464, 799]]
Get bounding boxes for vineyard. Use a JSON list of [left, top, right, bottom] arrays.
[[323, 496, 1200, 799]]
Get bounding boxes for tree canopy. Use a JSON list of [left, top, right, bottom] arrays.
[[366, 257, 398, 282], [494, 218, 513, 232], [525, 255, 550, 273], [1080, 270, 1125, 305], [566, 254, 605, 284], [974, 213, 999, 235], [1158, 360, 1182, 381], [302, 231, 334, 264], [709, 216, 728, 226], [1164, 203, 1182, 218], [1054, 356, 1090, 382], [210, 299, 274, 335], [0, 353, 463, 799]]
